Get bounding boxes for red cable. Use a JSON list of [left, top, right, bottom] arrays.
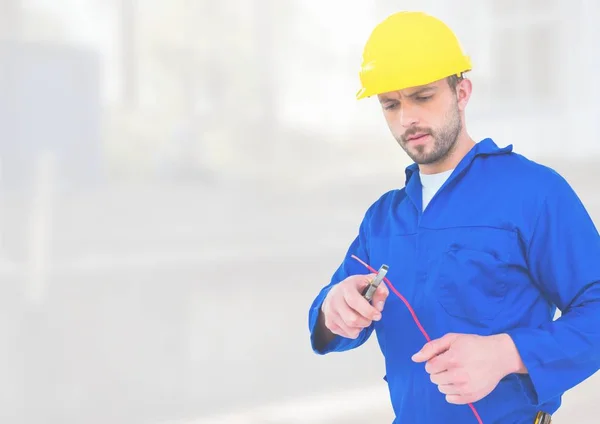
[[351, 254, 484, 424]]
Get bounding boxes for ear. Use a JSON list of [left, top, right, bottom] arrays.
[[456, 78, 472, 112]]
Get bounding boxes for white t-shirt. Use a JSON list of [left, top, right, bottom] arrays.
[[420, 168, 454, 211]]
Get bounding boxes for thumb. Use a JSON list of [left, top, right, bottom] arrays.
[[371, 282, 389, 312], [352, 273, 377, 293], [411, 333, 457, 363]]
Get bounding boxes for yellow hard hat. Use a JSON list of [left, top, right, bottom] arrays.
[[356, 11, 472, 100]]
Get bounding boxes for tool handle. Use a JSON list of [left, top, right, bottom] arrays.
[[361, 264, 389, 303], [362, 284, 377, 302]]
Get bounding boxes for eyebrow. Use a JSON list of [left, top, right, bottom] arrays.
[[380, 86, 437, 103]]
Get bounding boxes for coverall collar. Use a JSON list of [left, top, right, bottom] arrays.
[[403, 138, 513, 212]]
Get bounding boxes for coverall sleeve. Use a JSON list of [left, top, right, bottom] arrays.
[[506, 175, 600, 405], [308, 208, 376, 355]]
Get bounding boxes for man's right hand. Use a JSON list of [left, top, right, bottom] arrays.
[[319, 274, 389, 340]]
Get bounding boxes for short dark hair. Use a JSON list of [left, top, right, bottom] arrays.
[[447, 74, 464, 91]]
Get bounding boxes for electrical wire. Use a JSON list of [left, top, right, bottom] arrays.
[[351, 254, 484, 424]]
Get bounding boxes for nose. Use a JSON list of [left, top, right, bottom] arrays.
[[399, 104, 419, 128]]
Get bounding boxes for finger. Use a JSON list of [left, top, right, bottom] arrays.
[[357, 273, 377, 289], [370, 282, 389, 312], [349, 273, 376, 293], [430, 369, 462, 386], [328, 319, 354, 338], [328, 322, 358, 339], [424, 350, 454, 375], [330, 312, 361, 339], [323, 303, 352, 337], [330, 292, 372, 328], [344, 285, 381, 321], [437, 384, 462, 396], [412, 333, 458, 363], [445, 394, 473, 405], [354, 274, 378, 300], [338, 305, 372, 329], [326, 321, 343, 336]]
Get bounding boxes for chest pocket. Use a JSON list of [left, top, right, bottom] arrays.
[[428, 227, 520, 324]]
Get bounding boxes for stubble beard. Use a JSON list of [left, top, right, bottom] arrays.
[[398, 105, 462, 166]]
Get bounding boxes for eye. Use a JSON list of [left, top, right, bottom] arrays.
[[415, 95, 432, 102], [383, 102, 399, 110]]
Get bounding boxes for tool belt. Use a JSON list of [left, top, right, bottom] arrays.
[[534, 411, 552, 424]]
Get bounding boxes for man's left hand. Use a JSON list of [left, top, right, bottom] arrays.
[[411, 333, 525, 404]]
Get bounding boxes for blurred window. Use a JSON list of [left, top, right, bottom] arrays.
[[486, 0, 562, 112]]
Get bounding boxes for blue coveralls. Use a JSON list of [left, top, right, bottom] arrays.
[[308, 138, 600, 423]]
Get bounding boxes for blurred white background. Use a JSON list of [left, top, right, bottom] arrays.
[[1, 1, 599, 423]]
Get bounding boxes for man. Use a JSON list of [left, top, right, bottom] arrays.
[[307, 11, 600, 424]]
